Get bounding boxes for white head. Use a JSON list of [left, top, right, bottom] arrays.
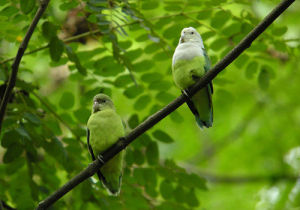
[[179, 27, 204, 48]]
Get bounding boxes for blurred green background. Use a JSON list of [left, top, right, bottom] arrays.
[[0, 0, 300, 209]]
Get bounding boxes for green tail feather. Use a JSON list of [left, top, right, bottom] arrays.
[[101, 172, 122, 196], [192, 87, 213, 128]]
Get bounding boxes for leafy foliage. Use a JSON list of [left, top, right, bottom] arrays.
[[0, 0, 299, 209]]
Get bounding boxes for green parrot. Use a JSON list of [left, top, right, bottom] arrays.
[[172, 27, 213, 128], [87, 94, 125, 195]]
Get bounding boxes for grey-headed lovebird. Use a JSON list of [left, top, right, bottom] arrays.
[[172, 27, 213, 128], [87, 94, 125, 195]]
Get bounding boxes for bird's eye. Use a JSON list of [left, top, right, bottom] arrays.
[[98, 99, 106, 103], [191, 31, 194, 34]]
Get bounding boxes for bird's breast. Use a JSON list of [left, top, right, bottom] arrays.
[[172, 43, 204, 66]]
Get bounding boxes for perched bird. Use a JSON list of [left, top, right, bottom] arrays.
[[172, 27, 213, 128], [87, 94, 125, 195]]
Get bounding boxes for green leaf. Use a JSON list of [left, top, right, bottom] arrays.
[[132, 149, 145, 165], [197, 10, 212, 20], [163, 24, 180, 40], [189, 173, 207, 190], [245, 61, 259, 79], [141, 72, 163, 83], [59, 1, 78, 11], [136, 33, 149, 42], [272, 26, 288, 36], [222, 22, 241, 36], [160, 179, 173, 199], [126, 49, 143, 61], [201, 31, 216, 40], [125, 148, 134, 166], [49, 37, 64, 62], [119, 41, 132, 49], [20, 0, 35, 14], [144, 43, 160, 54], [234, 54, 249, 68], [94, 57, 123, 76], [133, 168, 146, 185], [210, 38, 227, 52], [170, 111, 184, 124], [23, 112, 41, 125], [146, 140, 159, 165], [73, 108, 90, 124], [148, 80, 172, 91], [174, 185, 186, 203], [16, 126, 31, 140], [156, 92, 175, 104], [43, 137, 67, 165], [128, 114, 139, 129], [152, 130, 174, 143], [211, 10, 231, 29], [186, 189, 199, 207], [152, 52, 169, 61], [142, 1, 159, 10], [124, 85, 143, 99], [42, 21, 57, 40], [258, 68, 270, 90], [134, 95, 151, 110], [133, 60, 154, 72], [3, 143, 24, 163], [59, 92, 75, 109], [164, 4, 182, 11], [114, 74, 133, 88], [65, 45, 87, 75], [1, 130, 20, 148]]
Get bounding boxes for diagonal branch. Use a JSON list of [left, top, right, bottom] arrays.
[[36, 0, 295, 209], [0, 0, 51, 133]]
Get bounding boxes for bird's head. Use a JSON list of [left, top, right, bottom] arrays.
[[92, 94, 115, 113], [179, 27, 203, 45]]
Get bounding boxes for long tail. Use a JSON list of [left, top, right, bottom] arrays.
[[186, 86, 212, 128], [101, 173, 122, 196], [100, 152, 123, 196]]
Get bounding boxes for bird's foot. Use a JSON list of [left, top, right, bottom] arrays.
[[97, 154, 105, 164], [182, 88, 192, 100]]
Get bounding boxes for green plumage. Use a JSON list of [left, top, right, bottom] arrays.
[[87, 94, 125, 195]]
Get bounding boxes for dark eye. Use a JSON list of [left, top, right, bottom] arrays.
[[98, 99, 106, 103], [191, 31, 194, 34]]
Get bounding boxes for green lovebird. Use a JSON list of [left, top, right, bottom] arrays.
[[172, 27, 213, 128], [87, 94, 125, 195]]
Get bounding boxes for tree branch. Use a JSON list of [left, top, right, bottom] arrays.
[[0, 0, 50, 133], [36, 0, 295, 209]]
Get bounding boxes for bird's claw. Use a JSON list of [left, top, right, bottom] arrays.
[[97, 154, 105, 164], [182, 88, 192, 100]]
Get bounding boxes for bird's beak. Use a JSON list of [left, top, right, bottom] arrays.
[[180, 36, 185, 43], [93, 101, 100, 112]]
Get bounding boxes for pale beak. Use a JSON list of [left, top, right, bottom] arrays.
[[93, 101, 99, 111], [180, 36, 185, 43]]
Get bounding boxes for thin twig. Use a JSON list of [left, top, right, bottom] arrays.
[[36, 0, 295, 209], [31, 92, 76, 137], [0, 9, 217, 65], [0, 0, 50, 133]]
